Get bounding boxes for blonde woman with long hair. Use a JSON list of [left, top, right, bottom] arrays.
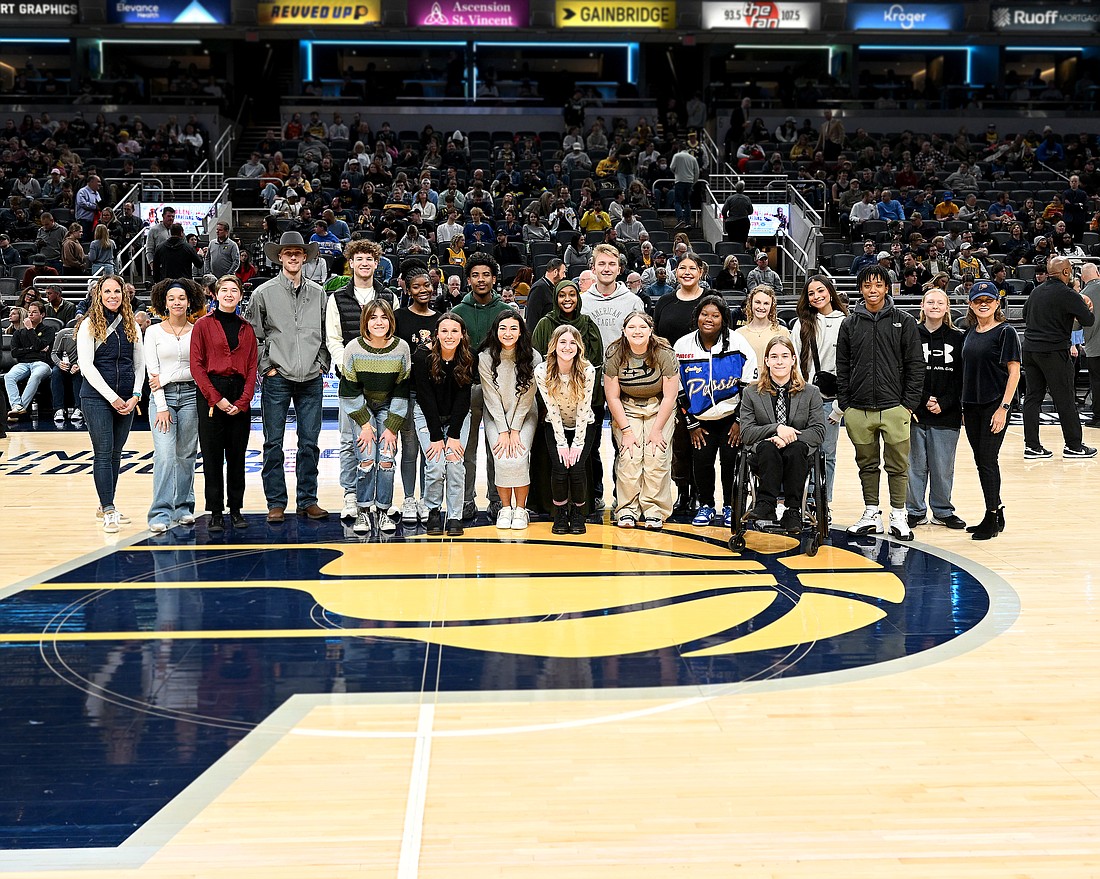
[[76, 274, 145, 533], [739, 335, 825, 534], [535, 324, 598, 535], [735, 284, 792, 369]]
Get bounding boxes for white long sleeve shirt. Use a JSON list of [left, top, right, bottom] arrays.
[[143, 322, 195, 409]]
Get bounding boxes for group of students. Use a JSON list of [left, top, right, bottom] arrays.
[[71, 231, 1025, 546]]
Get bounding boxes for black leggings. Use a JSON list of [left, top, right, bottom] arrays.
[[690, 413, 738, 508], [963, 401, 1007, 511], [545, 421, 601, 505]]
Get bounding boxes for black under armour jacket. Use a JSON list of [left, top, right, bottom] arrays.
[[836, 299, 925, 413]]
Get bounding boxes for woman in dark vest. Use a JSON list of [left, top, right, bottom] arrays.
[[76, 274, 145, 534]]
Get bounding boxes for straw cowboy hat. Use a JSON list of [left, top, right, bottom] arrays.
[[264, 230, 319, 263]]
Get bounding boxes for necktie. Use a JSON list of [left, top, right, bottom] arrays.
[[775, 386, 788, 426]]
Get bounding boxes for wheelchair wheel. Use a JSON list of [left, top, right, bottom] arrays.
[[729, 533, 746, 551], [801, 530, 820, 557], [729, 447, 753, 551], [812, 449, 829, 547]]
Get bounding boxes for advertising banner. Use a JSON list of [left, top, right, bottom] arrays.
[[991, 6, 1100, 32], [409, 0, 527, 27], [750, 204, 790, 238], [701, 0, 818, 30], [5, 1, 79, 24], [139, 202, 212, 235], [555, 0, 675, 29], [107, 0, 229, 23], [847, 3, 962, 30], [257, 0, 381, 24]]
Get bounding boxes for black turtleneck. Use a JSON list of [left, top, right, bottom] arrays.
[[214, 308, 241, 350]]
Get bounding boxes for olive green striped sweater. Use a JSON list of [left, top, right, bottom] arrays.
[[339, 336, 412, 433]]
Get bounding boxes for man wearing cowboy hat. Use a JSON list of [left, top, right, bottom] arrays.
[[246, 231, 331, 523]]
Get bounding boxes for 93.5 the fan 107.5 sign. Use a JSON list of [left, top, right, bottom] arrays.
[[701, 0, 820, 30]]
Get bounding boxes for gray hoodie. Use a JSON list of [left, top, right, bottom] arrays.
[[246, 272, 331, 382], [581, 282, 646, 355]]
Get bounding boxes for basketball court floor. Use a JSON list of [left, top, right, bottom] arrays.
[[1, 416, 1098, 878]]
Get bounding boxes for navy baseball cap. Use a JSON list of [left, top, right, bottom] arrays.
[[968, 279, 1000, 301]]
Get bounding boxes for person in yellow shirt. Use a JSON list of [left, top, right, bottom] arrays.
[[933, 191, 959, 221], [580, 205, 612, 233]]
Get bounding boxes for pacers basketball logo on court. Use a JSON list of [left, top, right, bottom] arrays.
[[0, 523, 997, 849]]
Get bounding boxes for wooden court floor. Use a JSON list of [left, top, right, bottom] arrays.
[[1, 419, 1099, 878]]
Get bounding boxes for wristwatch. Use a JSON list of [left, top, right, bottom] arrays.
[[1000, 402, 1011, 411]]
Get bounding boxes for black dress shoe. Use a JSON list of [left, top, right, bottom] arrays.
[[208, 513, 225, 533], [779, 509, 802, 534], [230, 511, 248, 529], [445, 518, 464, 536], [425, 509, 444, 536]]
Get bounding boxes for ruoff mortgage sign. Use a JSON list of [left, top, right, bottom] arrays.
[[991, 5, 1100, 33]]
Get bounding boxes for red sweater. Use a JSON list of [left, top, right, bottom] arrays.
[[191, 311, 259, 411]]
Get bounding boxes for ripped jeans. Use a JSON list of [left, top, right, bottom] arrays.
[[340, 396, 397, 510]]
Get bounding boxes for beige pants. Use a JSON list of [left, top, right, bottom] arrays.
[[612, 396, 676, 522]]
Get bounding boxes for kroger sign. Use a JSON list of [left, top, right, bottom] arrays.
[[847, 3, 961, 30]]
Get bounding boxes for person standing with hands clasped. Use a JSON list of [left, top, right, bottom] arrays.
[[961, 279, 1021, 540], [192, 275, 258, 533], [906, 287, 966, 530], [1021, 254, 1096, 459], [837, 264, 925, 540]]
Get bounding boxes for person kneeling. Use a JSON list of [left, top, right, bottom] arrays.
[[739, 336, 826, 534]]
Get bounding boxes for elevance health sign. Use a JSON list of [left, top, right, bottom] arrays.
[[107, 0, 229, 22]]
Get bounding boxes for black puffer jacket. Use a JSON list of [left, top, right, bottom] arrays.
[[836, 299, 925, 412]]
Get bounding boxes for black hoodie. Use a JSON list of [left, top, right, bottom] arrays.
[[915, 322, 964, 429]]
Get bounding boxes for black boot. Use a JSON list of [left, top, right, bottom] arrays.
[[425, 509, 444, 536], [996, 505, 1006, 533], [552, 504, 570, 535], [970, 510, 999, 541], [673, 481, 691, 515], [569, 504, 587, 535]]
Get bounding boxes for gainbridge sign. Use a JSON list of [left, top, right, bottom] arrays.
[[556, 0, 676, 28]]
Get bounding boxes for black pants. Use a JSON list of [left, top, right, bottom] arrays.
[[724, 218, 750, 246], [751, 440, 810, 509], [1022, 348, 1081, 449], [690, 413, 738, 508], [964, 401, 1007, 510], [197, 401, 250, 514], [1088, 355, 1100, 417], [545, 421, 601, 505]]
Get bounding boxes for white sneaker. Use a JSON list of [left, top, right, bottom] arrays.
[[416, 499, 429, 521], [510, 507, 530, 530], [352, 509, 371, 534], [378, 510, 397, 533], [341, 492, 357, 520], [888, 508, 915, 541], [496, 505, 514, 528], [847, 506, 884, 535], [149, 522, 169, 533], [179, 514, 196, 526], [96, 507, 131, 524], [53, 409, 66, 423], [71, 408, 83, 421], [103, 510, 121, 534], [401, 497, 419, 523]]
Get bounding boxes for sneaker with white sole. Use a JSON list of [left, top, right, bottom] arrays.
[[352, 509, 371, 534], [888, 508, 914, 541], [416, 499, 429, 522], [847, 506, 884, 535], [53, 409, 66, 423], [510, 507, 530, 530], [341, 492, 357, 520], [179, 514, 196, 526], [1063, 444, 1098, 458], [96, 507, 131, 524], [103, 510, 121, 533], [1023, 445, 1053, 459], [71, 408, 83, 421], [692, 505, 715, 526], [722, 505, 732, 528], [495, 505, 514, 528], [148, 521, 169, 533], [378, 510, 397, 533], [401, 497, 419, 523]]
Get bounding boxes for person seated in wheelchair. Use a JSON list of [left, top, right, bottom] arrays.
[[739, 335, 826, 533]]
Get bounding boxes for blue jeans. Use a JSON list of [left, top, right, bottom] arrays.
[[414, 404, 469, 517], [148, 383, 199, 527], [51, 365, 83, 411], [400, 390, 426, 499], [340, 396, 397, 509], [337, 398, 357, 496], [673, 181, 693, 223], [821, 400, 841, 502], [5, 361, 51, 409], [260, 373, 324, 510], [80, 393, 135, 509], [906, 423, 960, 519]]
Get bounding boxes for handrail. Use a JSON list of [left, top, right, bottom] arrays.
[[111, 181, 143, 216], [1038, 161, 1071, 184], [116, 226, 151, 284], [782, 180, 826, 228], [212, 124, 237, 176]]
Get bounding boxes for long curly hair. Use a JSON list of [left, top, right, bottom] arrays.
[[87, 274, 138, 344], [483, 309, 535, 395], [544, 324, 591, 408], [430, 311, 474, 386]]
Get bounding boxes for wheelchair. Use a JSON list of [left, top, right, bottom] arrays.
[[728, 443, 830, 557]]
